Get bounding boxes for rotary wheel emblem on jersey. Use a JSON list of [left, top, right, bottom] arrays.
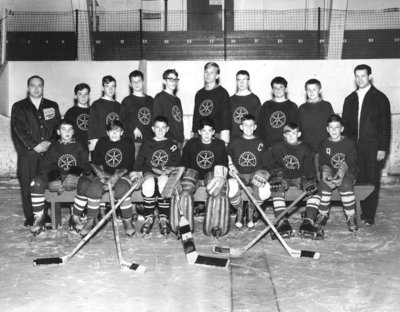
[[138, 107, 151, 125], [199, 100, 213, 116], [269, 111, 286, 128], [196, 150, 214, 169], [58, 154, 77, 171], [105, 148, 123, 168], [238, 151, 257, 167], [331, 153, 345, 169], [233, 107, 249, 124], [283, 155, 300, 170], [106, 112, 119, 124], [172, 105, 182, 122], [77, 113, 89, 131], [150, 150, 169, 167]]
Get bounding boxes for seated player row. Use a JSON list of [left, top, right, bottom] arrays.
[[29, 112, 357, 242]]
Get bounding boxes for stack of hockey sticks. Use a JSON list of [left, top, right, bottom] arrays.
[[213, 172, 320, 260], [33, 178, 146, 272]]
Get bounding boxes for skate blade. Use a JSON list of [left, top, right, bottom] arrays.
[[271, 231, 294, 240], [300, 231, 319, 239], [32, 227, 46, 237]]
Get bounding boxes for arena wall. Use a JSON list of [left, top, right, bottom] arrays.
[[0, 59, 399, 177]]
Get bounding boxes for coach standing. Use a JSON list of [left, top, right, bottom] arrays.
[[11, 75, 61, 227], [342, 64, 391, 225]]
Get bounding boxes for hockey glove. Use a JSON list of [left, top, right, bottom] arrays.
[[228, 163, 239, 177], [269, 171, 288, 193], [49, 179, 64, 194], [153, 166, 174, 176], [332, 161, 348, 187], [301, 174, 318, 196], [63, 174, 79, 191], [251, 170, 271, 188], [322, 165, 336, 190], [103, 169, 127, 191], [128, 171, 144, 189], [206, 165, 228, 197]]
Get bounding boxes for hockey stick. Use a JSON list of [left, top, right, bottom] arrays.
[[217, 172, 320, 259], [33, 179, 140, 265], [160, 166, 185, 199], [213, 189, 307, 257], [109, 184, 146, 273], [176, 190, 230, 269]]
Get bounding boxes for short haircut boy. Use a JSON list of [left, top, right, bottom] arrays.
[[57, 118, 74, 129], [241, 114, 256, 123], [204, 62, 220, 74], [129, 70, 144, 81], [354, 64, 371, 75], [236, 70, 250, 78], [153, 115, 169, 126], [102, 75, 116, 86], [271, 76, 288, 88], [327, 114, 343, 126], [106, 119, 124, 132], [162, 69, 179, 80], [74, 83, 91, 94], [198, 116, 215, 130], [305, 79, 321, 90], [283, 122, 300, 133]]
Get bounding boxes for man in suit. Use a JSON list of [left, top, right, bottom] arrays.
[[342, 64, 391, 225]]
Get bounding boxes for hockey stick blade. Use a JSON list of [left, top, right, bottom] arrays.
[[33, 256, 66, 265], [194, 255, 230, 268], [121, 260, 147, 273]]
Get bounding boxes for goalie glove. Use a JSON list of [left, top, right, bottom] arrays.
[[251, 170, 271, 188], [128, 171, 144, 189], [332, 161, 348, 187], [322, 165, 336, 190], [301, 174, 318, 196], [206, 165, 228, 196]]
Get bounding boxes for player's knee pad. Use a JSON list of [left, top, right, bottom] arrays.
[[338, 175, 354, 191], [114, 177, 132, 199], [157, 174, 169, 194], [30, 176, 46, 194], [141, 176, 156, 198], [86, 180, 104, 199], [203, 195, 230, 237], [254, 182, 271, 201], [228, 178, 240, 199], [76, 175, 91, 196]]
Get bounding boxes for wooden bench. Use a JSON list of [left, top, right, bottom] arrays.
[[45, 184, 374, 230]]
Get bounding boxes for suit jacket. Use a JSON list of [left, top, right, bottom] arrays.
[[342, 84, 391, 152]]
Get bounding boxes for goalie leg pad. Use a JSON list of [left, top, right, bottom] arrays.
[[203, 183, 230, 237]]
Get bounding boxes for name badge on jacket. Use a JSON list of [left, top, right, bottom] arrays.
[[43, 108, 55, 120]]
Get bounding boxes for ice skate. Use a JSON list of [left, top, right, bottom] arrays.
[[30, 214, 46, 236], [314, 214, 328, 240], [123, 218, 136, 237], [44, 214, 52, 230], [299, 218, 318, 239], [346, 214, 358, 232], [271, 218, 293, 240], [159, 215, 171, 237], [234, 205, 244, 229], [69, 214, 85, 233], [80, 216, 97, 238], [141, 215, 154, 235]]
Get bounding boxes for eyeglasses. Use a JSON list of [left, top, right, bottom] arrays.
[[166, 78, 180, 82]]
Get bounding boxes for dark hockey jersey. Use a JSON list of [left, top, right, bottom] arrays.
[[227, 136, 265, 174], [230, 93, 261, 138], [180, 137, 228, 180], [192, 85, 231, 133], [120, 94, 154, 143], [88, 98, 120, 140], [267, 139, 315, 179], [64, 106, 91, 150], [134, 138, 180, 174], [92, 137, 134, 174], [257, 99, 299, 148], [319, 136, 358, 177], [40, 140, 90, 176]]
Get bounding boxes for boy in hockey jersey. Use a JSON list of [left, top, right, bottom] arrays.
[[29, 119, 90, 235], [132, 116, 181, 236], [120, 70, 154, 159], [171, 117, 229, 237], [315, 114, 358, 238], [258, 76, 299, 148], [153, 69, 184, 147], [298, 79, 334, 177], [88, 75, 120, 152], [72, 120, 136, 237], [230, 70, 261, 138], [267, 123, 319, 239], [64, 83, 91, 151], [227, 114, 271, 229]]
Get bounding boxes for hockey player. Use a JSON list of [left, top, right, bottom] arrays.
[[315, 114, 358, 238], [172, 117, 229, 237], [267, 123, 319, 239], [72, 120, 136, 237], [88, 75, 120, 152], [29, 119, 90, 235], [64, 83, 91, 151], [230, 70, 261, 139], [191, 62, 231, 145], [120, 70, 154, 159], [132, 116, 181, 236], [227, 114, 271, 229], [153, 69, 184, 148], [257, 76, 299, 148]]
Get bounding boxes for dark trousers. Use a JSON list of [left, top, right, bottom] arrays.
[[17, 152, 42, 219], [357, 142, 383, 223]]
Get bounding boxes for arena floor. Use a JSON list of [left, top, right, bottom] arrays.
[[1, 187, 399, 312]]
